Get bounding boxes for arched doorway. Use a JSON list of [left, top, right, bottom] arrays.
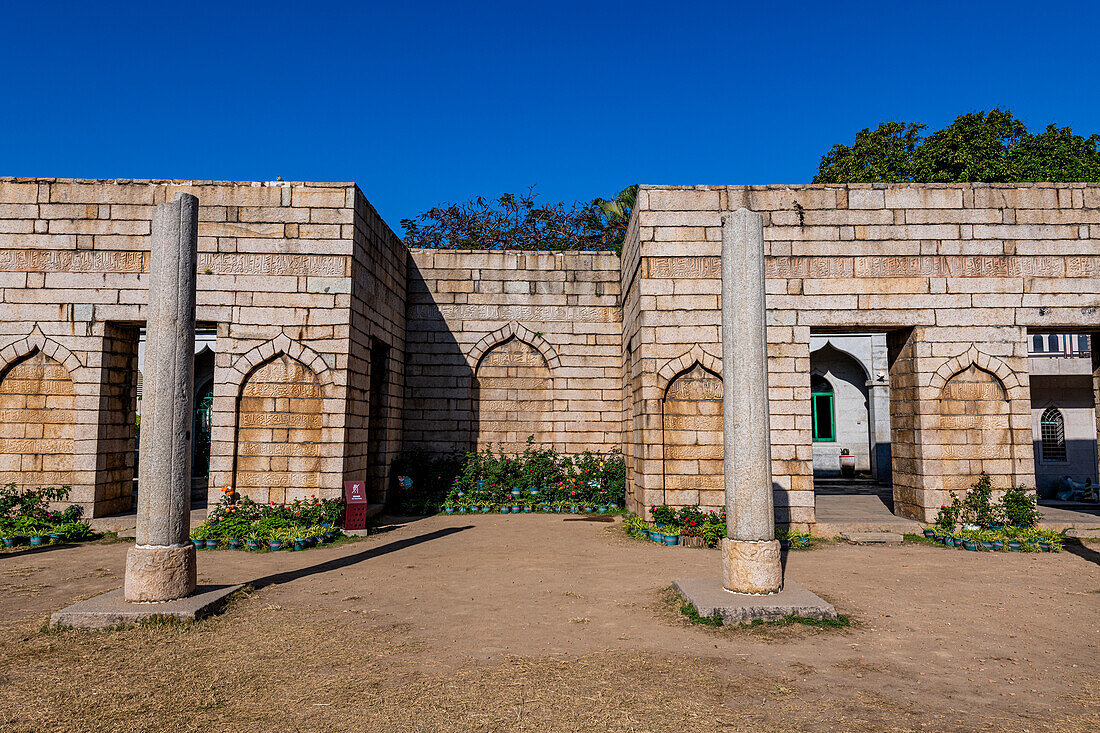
[[809, 343, 872, 478]]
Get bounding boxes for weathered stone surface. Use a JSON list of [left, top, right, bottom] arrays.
[[124, 544, 197, 602], [673, 576, 836, 623], [0, 351, 74, 490], [475, 338, 553, 453], [3, 178, 1100, 530], [236, 354, 324, 505], [136, 193, 198, 548], [840, 532, 905, 544], [721, 538, 783, 594], [53, 583, 242, 629], [722, 209, 778, 542]]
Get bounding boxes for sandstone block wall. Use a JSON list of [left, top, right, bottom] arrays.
[[4, 178, 1098, 527], [402, 250, 621, 457], [0, 179, 405, 517], [625, 183, 1100, 524]]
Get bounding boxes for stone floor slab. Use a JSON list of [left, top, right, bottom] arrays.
[[672, 577, 836, 624], [50, 584, 244, 630], [840, 531, 905, 543]]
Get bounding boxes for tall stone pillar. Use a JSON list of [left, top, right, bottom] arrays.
[[124, 193, 199, 602], [721, 209, 782, 595]]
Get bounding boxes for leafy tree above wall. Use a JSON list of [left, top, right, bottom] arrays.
[[401, 184, 636, 254], [814, 109, 1100, 183]]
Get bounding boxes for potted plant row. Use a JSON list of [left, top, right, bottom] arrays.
[[442, 499, 617, 515], [190, 523, 342, 552]]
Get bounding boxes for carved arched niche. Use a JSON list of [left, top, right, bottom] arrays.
[[474, 338, 553, 452], [234, 354, 324, 504], [0, 350, 75, 490], [937, 364, 1012, 491], [663, 362, 723, 509]]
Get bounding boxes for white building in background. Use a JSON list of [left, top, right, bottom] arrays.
[[809, 334, 892, 484], [810, 332, 1098, 499], [1027, 334, 1098, 496]]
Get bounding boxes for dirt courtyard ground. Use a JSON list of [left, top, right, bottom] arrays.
[[0, 514, 1097, 732]]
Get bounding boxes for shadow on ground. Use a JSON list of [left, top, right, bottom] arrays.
[[249, 526, 473, 590]]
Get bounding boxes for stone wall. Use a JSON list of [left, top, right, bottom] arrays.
[[0, 178, 405, 516], [402, 250, 621, 456], [626, 183, 1100, 524], [3, 178, 1099, 527]]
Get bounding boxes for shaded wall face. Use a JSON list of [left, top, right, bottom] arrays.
[[475, 338, 553, 452], [0, 351, 74, 491], [401, 250, 622, 458]]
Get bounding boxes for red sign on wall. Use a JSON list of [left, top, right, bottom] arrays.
[[343, 479, 368, 529]]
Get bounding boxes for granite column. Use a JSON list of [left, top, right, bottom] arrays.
[[124, 193, 199, 602], [721, 208, 782, 594]]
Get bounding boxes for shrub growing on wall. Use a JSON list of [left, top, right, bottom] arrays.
[[400, 185, 636, 254]]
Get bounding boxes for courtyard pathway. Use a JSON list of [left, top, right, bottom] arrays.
[[0, 514, 1097, 732]]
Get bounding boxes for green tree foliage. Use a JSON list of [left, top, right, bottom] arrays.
[[815, 109, 1100, 183], [401, 184, 637, 253]]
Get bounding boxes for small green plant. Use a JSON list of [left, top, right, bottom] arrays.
[[999, 484, 1041, 528], [679, 600, 724, 626], [651, 504, 678, 527]]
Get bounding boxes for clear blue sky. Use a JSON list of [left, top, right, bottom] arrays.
[[2, 1, 1097, 233]]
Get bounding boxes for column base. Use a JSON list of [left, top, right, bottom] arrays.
[[722, 538, 782, 594], [124, 545, 196, 602]]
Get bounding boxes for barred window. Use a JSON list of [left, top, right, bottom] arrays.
[[1040, 407, 1066, 462]]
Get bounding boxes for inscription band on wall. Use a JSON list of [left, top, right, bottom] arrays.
[[409, 304, 619, 323], [643, 255, 1090, 279]]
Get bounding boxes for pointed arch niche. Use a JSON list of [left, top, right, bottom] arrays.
[[0, 348, 75, 491], [936, 360, 1013, 492], [234, 352, 324, 504], [662, 361, 724, 509], [473, 336, 553, 452]]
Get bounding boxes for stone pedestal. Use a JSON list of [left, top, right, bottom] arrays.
[[124, 192, 199, 602], [721, 538, 782, 594], [124, 545, 197, 602]]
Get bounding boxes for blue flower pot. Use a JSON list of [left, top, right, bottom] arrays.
[[1, 538, 16, 548], [29, 536, 45, 547], [444, 507, 454, 514], [499, 507, 509, 514], [511, 506, 521, 513], [1007, 540, 1021, 551], [922, 528, 935, 539], [523, 507, 532, 513], [269, 541, 282, 551], [663, 534, 679, 546], [205, 539, 218, 549], [228, 539, 242, 550], [191, 539, 203, 550]]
